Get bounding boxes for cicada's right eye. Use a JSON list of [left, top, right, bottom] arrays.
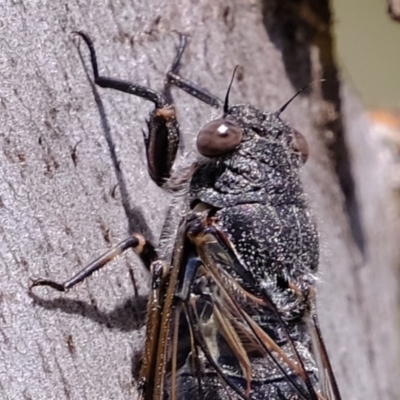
[[291, 128, 309, 164], [196, 119, 243, 157]]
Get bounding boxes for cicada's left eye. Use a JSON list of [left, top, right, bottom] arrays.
[[196, 119, 243, 157], [291, 128, 309, 164]]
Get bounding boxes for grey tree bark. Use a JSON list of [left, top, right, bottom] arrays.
[[0, 1, 398, 399]]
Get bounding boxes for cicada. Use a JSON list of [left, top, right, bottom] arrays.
[[30, 32, 342, 400]]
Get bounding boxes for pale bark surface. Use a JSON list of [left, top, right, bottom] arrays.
[[0, 1, 398, 399]]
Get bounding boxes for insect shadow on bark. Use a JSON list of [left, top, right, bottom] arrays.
[[29, 35, 154, 336], [74, 36, 155, 242]]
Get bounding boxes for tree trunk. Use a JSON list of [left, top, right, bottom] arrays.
[[1, 1, 398, 399]]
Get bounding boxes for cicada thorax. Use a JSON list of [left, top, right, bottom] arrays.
[[190, 105, 318, 302]]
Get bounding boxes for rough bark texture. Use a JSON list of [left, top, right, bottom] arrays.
[[0, 1, 398, 399]]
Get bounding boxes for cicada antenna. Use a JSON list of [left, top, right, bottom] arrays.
[[277, 79, 325, 115], [224, 65, 240, 115]]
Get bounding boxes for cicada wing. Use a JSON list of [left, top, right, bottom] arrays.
[[140, 224, 187, 400], [190, 224, 322, 400], [208, 230, 342, 400], [141, 210, 340, 400], [308, 315, 342, 400]]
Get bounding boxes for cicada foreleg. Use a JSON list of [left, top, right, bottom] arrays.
[[74, 31, 181, 187], [166, 33, 223, 109], [29, 232, 158, 292]]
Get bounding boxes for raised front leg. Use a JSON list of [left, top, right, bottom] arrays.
[[75, 32, 225, 186], [166, 33, 223, 109], [75, 31, 181, 187]]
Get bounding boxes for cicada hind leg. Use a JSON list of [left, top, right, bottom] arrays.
[[29, 232, 158, 292]]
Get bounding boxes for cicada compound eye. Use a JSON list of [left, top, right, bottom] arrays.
[[196, 119, 243, 157], [291, 129, 309, 164]]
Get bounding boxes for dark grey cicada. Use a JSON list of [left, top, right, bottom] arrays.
[[30, 32, 342, 400]]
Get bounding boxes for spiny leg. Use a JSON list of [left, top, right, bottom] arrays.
[[74, 31, 180, 187], [30, 233, 158, 292], [167, 33, 223, 109], [74, 32, 224, 185], [74, 31, 163, 106]]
